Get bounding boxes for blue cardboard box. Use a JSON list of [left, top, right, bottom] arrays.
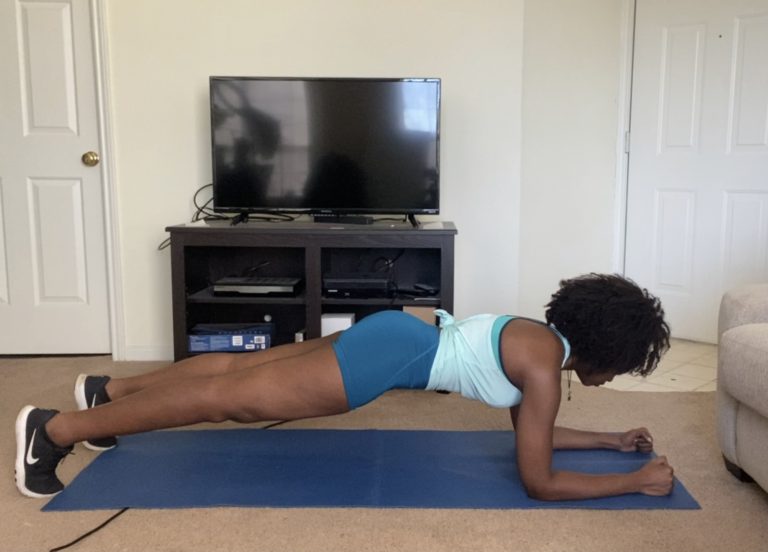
[[188, 323, 273, 353]]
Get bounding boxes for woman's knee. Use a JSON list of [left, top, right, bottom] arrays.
[[195, 374, 263, 423], [202, 352, 242, 373]]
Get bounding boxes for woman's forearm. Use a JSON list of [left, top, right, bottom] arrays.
[[526, 469, 641, 501], [552, 426, 620, 450]]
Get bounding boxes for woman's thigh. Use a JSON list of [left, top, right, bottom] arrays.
[[227, 332, 340, 371], [216, 339, 349, 421]]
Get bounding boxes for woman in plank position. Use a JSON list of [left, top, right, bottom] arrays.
[[16, 273, 674, 500]]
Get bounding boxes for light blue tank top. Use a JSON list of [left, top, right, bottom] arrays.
[[425, 310, 571, 408]]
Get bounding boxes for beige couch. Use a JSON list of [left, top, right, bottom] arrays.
[[717, 283, 768, 493]]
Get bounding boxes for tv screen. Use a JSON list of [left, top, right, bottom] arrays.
[[209, 77, 440, 216]]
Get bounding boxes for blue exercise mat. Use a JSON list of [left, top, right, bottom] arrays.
[[43, 429, 700, 511]]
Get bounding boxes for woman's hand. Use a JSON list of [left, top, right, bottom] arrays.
[[618, 427, 654, 452], [635, 456, 675, 495]]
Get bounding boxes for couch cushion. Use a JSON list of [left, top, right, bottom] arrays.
[[719, 323, 768, 419], [719, 284, 768, 336]]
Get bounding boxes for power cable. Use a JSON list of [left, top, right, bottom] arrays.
[[47, 420, 289, 550]]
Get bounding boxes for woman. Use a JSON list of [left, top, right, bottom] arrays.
[[15, 273, 674, 500]]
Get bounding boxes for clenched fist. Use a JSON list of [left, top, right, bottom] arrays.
[[636, 456, 674, 496]]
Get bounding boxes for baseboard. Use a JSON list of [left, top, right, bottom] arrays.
[[122, 345, 174, 362]]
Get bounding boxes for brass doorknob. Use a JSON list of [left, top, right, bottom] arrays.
[[81, 151, 100, 167]]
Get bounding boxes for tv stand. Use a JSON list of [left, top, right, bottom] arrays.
[[312, 214, 374, 225], [165, 221, 457, 360]]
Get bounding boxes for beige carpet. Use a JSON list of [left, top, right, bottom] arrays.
[[1, 356, 767, 552]]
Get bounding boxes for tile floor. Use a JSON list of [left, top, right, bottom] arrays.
[[602, 338, 718, 392]]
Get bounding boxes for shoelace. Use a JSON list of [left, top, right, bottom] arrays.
[[34, 437, 74, 471]]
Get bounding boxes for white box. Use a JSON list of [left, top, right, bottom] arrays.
[[321, 313, 356, 336]]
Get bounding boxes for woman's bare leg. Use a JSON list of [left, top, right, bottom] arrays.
[[47, 339, 348, 447], [106, 334, 339, 400]]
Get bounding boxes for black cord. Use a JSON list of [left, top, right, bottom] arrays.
[[47, 420, 288, 551], [191, 183, 299, 224], [159, 182, 305, 249], [260, 420, 288, 430], [236, 212, 299, 223], [159, 183, 227, 250], [243, 261, 271, 276], [372, 250, 405, 273], [193, 183, 233, 222], [49, 507, 129, 552]]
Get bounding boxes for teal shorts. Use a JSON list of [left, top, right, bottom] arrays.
[[332, 310, 439, 409]]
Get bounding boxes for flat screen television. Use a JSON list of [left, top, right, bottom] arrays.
[[209, 77, 440, 220]]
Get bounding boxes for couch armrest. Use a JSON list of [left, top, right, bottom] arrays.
[[718, 284, 768, 337]]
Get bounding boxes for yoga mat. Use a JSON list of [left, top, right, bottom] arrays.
[[43, 429, 699, 511]]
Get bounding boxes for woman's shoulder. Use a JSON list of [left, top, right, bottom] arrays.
[[500, 319, 566, 383]]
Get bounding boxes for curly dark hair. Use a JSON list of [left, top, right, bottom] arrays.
[[544, 273, 670, 377]]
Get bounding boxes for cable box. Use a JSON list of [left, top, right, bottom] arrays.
[[213, 276, 302, 296]]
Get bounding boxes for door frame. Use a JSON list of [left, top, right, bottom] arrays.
[[613, 0, 637, 274], [90, 0, 125, 360]]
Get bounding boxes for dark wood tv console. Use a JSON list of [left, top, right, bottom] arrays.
[[166, 220, 457, 360]]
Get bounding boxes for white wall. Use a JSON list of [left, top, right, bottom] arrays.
[[105, 0, 524, 359], [518, 0, 626, 319]]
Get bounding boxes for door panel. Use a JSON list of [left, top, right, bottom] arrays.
[[0, 0, 110, 354], [625, 0, 768, 343]]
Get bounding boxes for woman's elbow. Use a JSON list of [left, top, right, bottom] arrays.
[[522, 479, 560, 501]]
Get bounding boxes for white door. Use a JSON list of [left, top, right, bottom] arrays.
[[625, 0, 768, 343], [0, 0, 111, 354]]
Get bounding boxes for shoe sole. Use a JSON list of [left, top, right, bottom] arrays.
[[14, 405, 58, 498], [74, 374, 116, 451]]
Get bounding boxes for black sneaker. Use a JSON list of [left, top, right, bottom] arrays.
[[74, 374, 117, 450], [15, 406, 73, 498]]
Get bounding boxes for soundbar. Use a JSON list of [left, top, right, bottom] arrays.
[[312, 214, 374, 225]]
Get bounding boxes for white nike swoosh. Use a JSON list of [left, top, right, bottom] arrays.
[[26, 428, 40, 465], [90, 394, 97, 408]]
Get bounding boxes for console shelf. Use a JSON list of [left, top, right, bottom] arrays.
[[166, 220, 457, 360]]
